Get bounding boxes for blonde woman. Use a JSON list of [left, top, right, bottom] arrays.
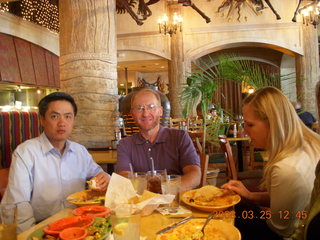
[[222, 86, 320, 240]]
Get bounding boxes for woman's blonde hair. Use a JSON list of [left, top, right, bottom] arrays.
[[243, 86, 320, 189]]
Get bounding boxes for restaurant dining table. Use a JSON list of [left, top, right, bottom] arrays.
[[88, 149, 117, 174], [188, 130, 250, 172], [226, 136, 251, 172], [18, 204, 235, 240]]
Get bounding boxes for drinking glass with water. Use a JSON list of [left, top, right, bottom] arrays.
[[0, 204, 17, 240]]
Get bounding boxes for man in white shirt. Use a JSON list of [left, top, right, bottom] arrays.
[[1, 92, 110, 233]]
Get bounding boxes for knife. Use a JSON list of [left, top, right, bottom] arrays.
[[156, 216, 194, 234]]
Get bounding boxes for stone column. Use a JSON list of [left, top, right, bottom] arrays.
[[296, 24, 319, 117], [59, 0, 118, 148], [168, 4, 184, 118]]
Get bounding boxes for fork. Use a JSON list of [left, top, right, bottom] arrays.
[[201, 211, 215, 235]]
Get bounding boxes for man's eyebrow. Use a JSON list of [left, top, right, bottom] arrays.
[[49, 111, 73, 115], [50, 111, 60, 115]]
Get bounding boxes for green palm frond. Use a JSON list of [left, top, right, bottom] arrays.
[[216, 54, 278, 89], [180, 54, 295, 154]]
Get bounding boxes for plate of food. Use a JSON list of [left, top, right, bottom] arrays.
[[67, 189, 106, 207], [72, 206, 111, 218], [43, 215, 94, 237], [28, 217, 112, 240], [181, 186, 241, 212], [156, 218, 241, 240]]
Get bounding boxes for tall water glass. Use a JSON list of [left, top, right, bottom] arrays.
[[111, 204, 141, 240], [0, 204, 17, 240], [130, 172, 147, 195], [161, 175, 181, 213]]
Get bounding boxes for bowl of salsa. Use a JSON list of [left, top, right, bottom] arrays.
[[43, 215, 94, 237], [72, 206, 111, 218]]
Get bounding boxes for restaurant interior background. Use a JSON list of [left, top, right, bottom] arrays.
[[0, 0, 320, 149]]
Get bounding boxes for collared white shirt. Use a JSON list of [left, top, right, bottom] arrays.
[[1, 133, 104, 233]]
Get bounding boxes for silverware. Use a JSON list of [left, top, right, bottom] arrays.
[[156, 216, 194, 234], [201, 211, 215, 234]]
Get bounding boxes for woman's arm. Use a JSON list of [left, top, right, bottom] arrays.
[[221, 180, 270, 207]]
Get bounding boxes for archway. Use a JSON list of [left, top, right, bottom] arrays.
[[117, 50, 169, 95], [190, 44, 298, 118]]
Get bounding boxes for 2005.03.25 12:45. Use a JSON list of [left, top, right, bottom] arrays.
[[239, 210, 308, 220]]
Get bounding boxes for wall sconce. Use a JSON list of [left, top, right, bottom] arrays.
[[17, 85, 22, 92], [158, 12, 183, 36], [299, 1, 320, 27], [36, 88, 42, 94]]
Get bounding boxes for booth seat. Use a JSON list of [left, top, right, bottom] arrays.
[[0, 111, 42, 168]]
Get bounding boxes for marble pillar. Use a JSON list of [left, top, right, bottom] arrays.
[[168, 4, 184, 118], [59, 0, 118, 148]]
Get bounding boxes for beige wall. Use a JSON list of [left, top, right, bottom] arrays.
[[117, 70, 136, 86], [1, 0, 319, 115], [115, 0, 318, 116]]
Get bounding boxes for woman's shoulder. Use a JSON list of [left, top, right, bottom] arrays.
[[275, 151, 310, 166], [271, 151, 316, 177]]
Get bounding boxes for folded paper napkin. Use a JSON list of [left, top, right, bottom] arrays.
[[105, 173, 175, 216], [157, 205, 192, 216]]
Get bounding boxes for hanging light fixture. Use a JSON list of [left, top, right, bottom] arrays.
[[158, 12, 183, 36], [299, 0, 320, 27]]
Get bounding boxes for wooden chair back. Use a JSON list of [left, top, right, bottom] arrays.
[[188, 131, 203, 154], [218, 135, 238, 180], [249, 142, 267, 169], [187, 117, 203, 132], [199, 153, 209, 187], [0, 168, 9, 201], [169, 118, 186, 129]]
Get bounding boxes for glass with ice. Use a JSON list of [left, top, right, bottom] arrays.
[[0, 204, 17, 240], [161, 175, 181, 213], [130, 172, 147, 195], [111, 204, 141, 240], [146, 170, 165, 194]]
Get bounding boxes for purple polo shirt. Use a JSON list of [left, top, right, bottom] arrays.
[[116, 126, 200, 175]]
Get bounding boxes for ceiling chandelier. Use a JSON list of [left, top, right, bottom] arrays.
[[157, 12, 183, 36], [299, 0, 320, 27]]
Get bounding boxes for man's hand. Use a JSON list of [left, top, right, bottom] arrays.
[[94, 172, 110, 191]]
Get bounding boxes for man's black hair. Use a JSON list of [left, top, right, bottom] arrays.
[[38, 92, 78, 117]]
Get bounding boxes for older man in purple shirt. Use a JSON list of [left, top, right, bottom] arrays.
[[117, 88, 201, 191]]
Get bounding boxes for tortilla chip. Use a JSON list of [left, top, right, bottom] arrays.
[[127, 190, 158, 204], [128, 196, 139, 204], [139, 190, 158, 202]]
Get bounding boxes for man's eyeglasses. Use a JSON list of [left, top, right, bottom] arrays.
[[133, 104, 158, 112]]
